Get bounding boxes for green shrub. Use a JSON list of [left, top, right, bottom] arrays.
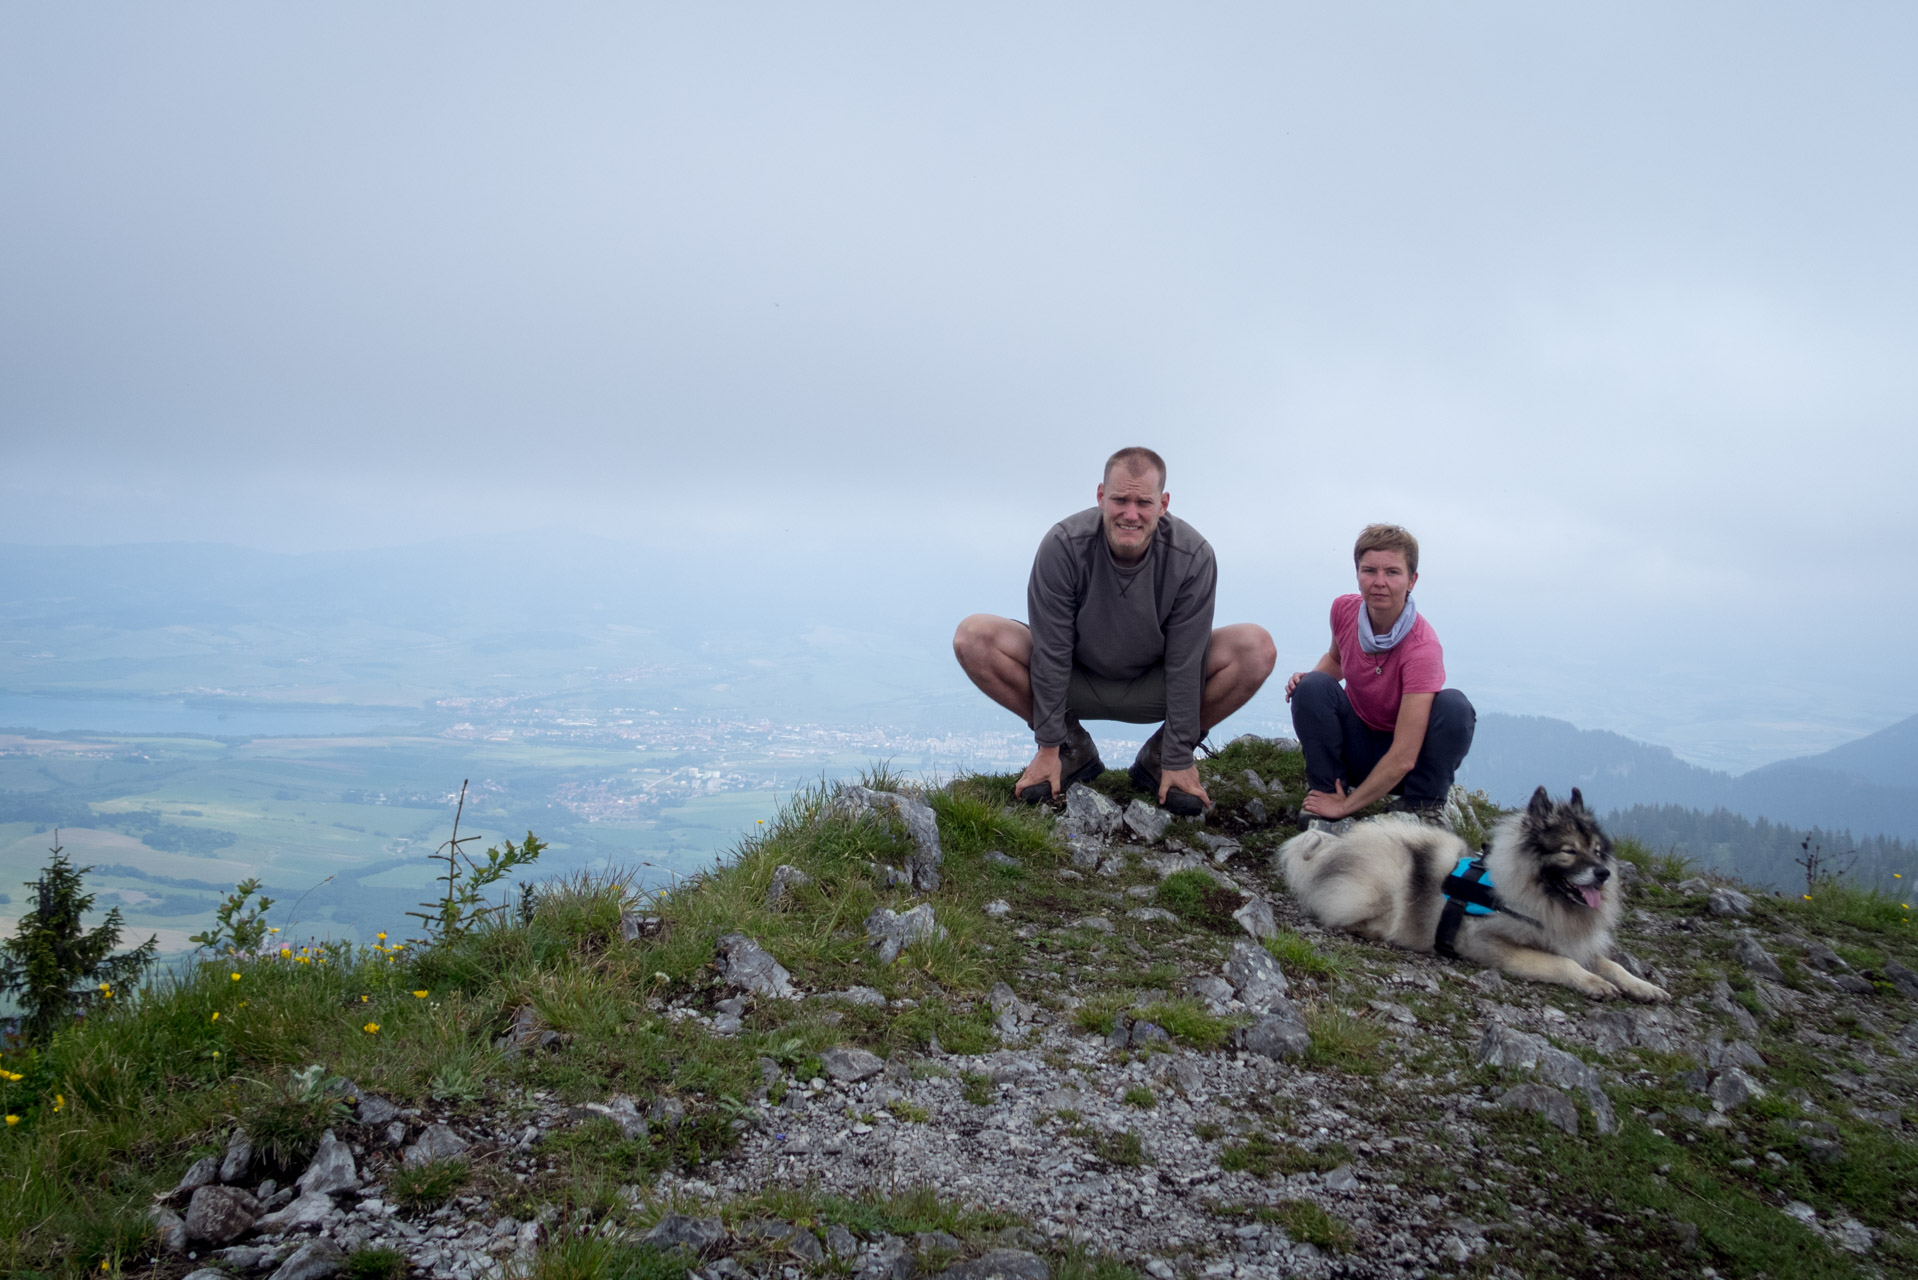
[[1122, 1085, 1155, 1109]]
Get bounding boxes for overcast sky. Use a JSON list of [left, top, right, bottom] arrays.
[[3, 5, 1914, 769]]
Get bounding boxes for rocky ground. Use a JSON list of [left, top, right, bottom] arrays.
[[137, 740, 1918, 1280]]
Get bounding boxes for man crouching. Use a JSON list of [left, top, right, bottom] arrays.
[[954, 447, 1276, 815]]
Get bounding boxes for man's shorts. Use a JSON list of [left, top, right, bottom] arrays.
[[1067, 664, 1167, 725]]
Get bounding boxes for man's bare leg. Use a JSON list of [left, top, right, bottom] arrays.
[[1198, 623, 1278, 733], [953, 614, 1035, 723]]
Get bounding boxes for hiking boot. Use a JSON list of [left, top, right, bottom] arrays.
[[1018, 715, 1104, 804], [1127, 726, 1206, 817]]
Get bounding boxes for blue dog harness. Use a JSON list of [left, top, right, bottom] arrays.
[[1435, 848, 1540, 958]]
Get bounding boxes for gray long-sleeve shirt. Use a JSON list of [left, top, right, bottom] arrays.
[[1027, 508, 1217, 770]]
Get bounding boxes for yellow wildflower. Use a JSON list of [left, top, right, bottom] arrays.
[[412, 990, 429, 999], [268, 926, 281, 933], [231, 973, 242, 981], [210, 1011, 220, 1022], [363, 1022, 380, 1035], [280, 947, 292, 958], [4, 1115, 17, 1127], [377, 932, 387, 941], [53, 1095, 64, 1113]]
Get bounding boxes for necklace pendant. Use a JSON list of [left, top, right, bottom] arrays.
[[1374, 664, 1383, 675]]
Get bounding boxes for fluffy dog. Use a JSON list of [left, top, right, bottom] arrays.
[[1278, 787, 1669, 1001]]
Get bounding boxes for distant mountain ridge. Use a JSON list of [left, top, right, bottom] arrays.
[[1459, 711, 1918, 841]]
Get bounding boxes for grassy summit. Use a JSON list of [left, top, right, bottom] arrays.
[[2, 739, 1915, 1280]]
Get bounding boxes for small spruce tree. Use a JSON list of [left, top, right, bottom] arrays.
[[0, 834, 158, 1042]]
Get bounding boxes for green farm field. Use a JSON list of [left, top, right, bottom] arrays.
[[0, 731, 801, 958]]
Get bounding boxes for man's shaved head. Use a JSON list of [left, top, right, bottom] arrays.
[[1103, 446, 1167, 492]]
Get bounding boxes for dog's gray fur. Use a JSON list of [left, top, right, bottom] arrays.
[[1278, 787, 1669, 1001]]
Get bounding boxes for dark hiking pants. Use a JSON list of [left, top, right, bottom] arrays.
[[1289, 670, 1476, 807]]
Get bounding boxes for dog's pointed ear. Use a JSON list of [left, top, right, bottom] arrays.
[[1570, 787, 1586, 811], [1527, 786, 1553, 821]]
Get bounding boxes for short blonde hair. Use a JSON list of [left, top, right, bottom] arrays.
[[1353, 524, 1419, 576], [1103, 447, 1167, 491]]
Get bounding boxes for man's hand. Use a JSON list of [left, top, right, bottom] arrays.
[[1158, 764, 1211, 809], [1283, 670, 1309, 701], [1301, 779, 1352, 820], [1015, 745, 1064, 801]]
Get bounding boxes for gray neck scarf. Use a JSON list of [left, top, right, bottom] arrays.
[[1356, 595, 1417, 655]]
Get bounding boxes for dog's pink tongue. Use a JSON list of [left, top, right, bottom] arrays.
[[1579, 885, 1604, 910]]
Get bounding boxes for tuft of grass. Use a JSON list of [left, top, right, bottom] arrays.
[[1122, 1085, 1156, 1109], [1217, 1133, 1344, 1177], [1262, 930, 1349, 982], [1072, 994, 1129, 1038], [1782, 881, 1913, 935], [342, 1246, 411, 1280], [1304, 1007, 1384, 1074], [1263, 1201, 1353, 1252], [1191, 1120, 1224, 1141], [518, 1235, 691, 1280], [1157, 869, 1242, 932], [1133, 998, 1236, 1051], [389, 1158, 470, 1213], [1087, 1129, 1147, 1167], [959, 1071, 996, 1106], [889, 1099, 931, 1124]]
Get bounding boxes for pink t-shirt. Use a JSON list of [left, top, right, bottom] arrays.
[[1330, 594, 1446, 732]]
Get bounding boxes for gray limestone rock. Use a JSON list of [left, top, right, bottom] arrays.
[[1127, 906, 1178, 924], [645, 1213, 727, 1254], [916, 1230, 963, 1256], [1497, 1084, 1579, 1135], [578, 1094, 647, 1139], [1244, 798, 1268, 825], [1320, 1164, 1360, 1191], [1881, 959, 1918, 998], [649, 1096, 687, 1130], [354, 1093, 400, 1128], [1477, 1024, 1615, 1132], [1122, 800, 1171, 843], [717, 932, 798, 999], [1805, 941, 1848, 970], [834, 786, 944, 891], [820, 985, 889, 1006], [1195, 832, 1241, 863], [1242, 769, 1269, 793], [251, 1192, 335, 1233], [295, 1129, 356, 1196], [1828, 973, 1876, 995], [938, 1248, 1050, 1280], [1707, 887, 1754, 917], [1223, 938, 1289, 1011], [1061, 784, 1125, 840], [788, 1229, 826, 1264], [859, 1234, 916, 1280], [1701, 1038, 1766, 1071], [1239, 1009, 1310, 1060], [1130, 1021, 1170, 1046], [983, 899, 1011, 918], [148, 1205, 188, 1253], [823, 1046, 886, 1083], [1708, 1067, 1765, 1112], [985, 850, 1020, 868], [185, 1185, 260, 1243], [866, 904, 946, 965], [1830, 1217, 1877, 1254], [1073, 915, 1114, 934], [267, 1238, 346, 1280], [216, 1245, 279, 1271], [172, 1155, 222, 1199], [766, 864, 814, 910], [1231, 897, 1277, 941], [402, 1123, 470, 1168], [1801, 1136, 1847, 1164], [183, 1270, 232, 1280], [1065, 837, 1104, 870], [1734, 936, 1785, 981], [220, 1127, 253, 1185], [1186, 975, 1236, 1012], [826, 1223, 860, 1259]]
